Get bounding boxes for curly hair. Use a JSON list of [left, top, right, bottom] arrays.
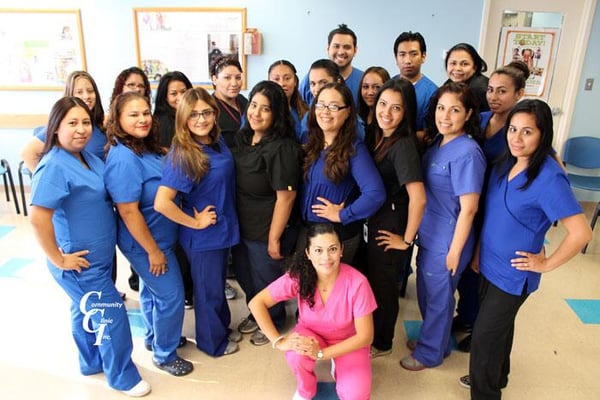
[[109, 66, 152, 106], [105, 92, 164, 156], [170, 88, 220, 183], [423, 81, 483, 147], [286, 223, 341, 309], [304, 82, 356, 184]]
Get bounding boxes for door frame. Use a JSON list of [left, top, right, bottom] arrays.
[[479, 0, 598, 153]]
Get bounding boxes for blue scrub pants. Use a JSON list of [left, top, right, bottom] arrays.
[[413, 248, 469, 367], [123, 249, 184, 364], [184, 247, 231, 356], [233, 226, 297, 330], [48, 258, 142, 391]]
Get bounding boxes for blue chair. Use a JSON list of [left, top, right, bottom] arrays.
[[1, 159, 21, 214], [562, 136, 600, 253]]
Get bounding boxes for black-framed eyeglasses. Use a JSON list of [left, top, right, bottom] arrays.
[[189, 110, 216, 121], [314, 103, 349, 112]]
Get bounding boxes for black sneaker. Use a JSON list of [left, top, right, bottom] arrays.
[[459, 375, 470, 389]]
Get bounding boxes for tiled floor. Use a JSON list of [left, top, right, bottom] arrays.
[[0, 197, 599, 399]]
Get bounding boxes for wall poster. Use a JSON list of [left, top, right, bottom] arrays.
[[133, 8, 246, 88]]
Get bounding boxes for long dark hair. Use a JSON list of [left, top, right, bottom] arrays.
[[371, 78, 417, 162], [268, 60, 309, 121], [286, 223, 341, 309], [105, 92, 164, 156], [423, 82, 483, 147], [357, 66, 390, 124], [304, 82, 356, 184], [445, 43, 488, 75], [42, 97, 92, 155], [109, 66, 152, 105], [496, 99, 554, 190], [239, 80, 295, 141], [154, 71, 193, 116]]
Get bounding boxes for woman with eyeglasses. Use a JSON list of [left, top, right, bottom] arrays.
[[154, 88, 241, 357], [298, 82, 385, 265], [230, 81, 302, 346], [103, 92, 193, 376], [210, 55, 248, 149]]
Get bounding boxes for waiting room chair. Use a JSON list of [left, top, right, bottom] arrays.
[[1, 159, 21, 214], [562, 136, 600, 253], [18, 161, 32, 217]]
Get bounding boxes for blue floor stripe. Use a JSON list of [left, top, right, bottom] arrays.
[[126, 308, 146, 337], [0, 258, 33, 277], [0, 225, 15, 239], [565, 299, 600, 324], [404, 320, 458, 350]]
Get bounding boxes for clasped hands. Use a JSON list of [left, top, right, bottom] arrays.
[[275, 332, 321, 360]]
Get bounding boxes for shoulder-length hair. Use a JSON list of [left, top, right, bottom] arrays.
[[239, 80, 295, 141], [105, 92, 164, 156], [63, 71, 105, 129], [42, 96, 92, 155], [304, 82, 356, 184], [154, 71, 193, 116], [171, 87, 220, 183], [371, 78, 417, 163], [357, 66, 390, 123], [286, 223, 341, 309], [109, 66, 152, 106], [423, 81, 483, 147], [496, 99, 554, 190], [268, 59, 309, 121]]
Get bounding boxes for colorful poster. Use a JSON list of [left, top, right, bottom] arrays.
[[497, 27, 560, 100]]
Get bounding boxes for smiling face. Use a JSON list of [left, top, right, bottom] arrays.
[[446, 49, 476, 83], [376, 89, 405, 136], [56, 106, 92, 154], [305, 232, 343, 278], [507, 112, 541, 162], [486, 73, 523, 115], [360, 72, 385, 108], [166, 80, 189, 110], [269, 64, 296, 100], [435, 92, 472, 139], [187, 99, 216, 144], [247, 92, 273, 136], [212, 65, 243, 101], [71, 77, 96, 111], [119, 98, 152, 139], [315, 87, 350, 136], [327, 33, 356, 71]]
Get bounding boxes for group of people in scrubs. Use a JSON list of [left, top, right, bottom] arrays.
[[25, 21, 593, 400]]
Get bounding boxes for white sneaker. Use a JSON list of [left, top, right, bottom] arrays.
[[292, 390, 310, 400], [122, 380, 151, 397]]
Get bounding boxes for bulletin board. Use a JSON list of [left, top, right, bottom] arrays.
[[133, 8, 246, 88], [0, 9, 87, 90]]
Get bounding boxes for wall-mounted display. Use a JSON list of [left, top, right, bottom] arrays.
[[133, 7, 246, 88], [0, 9, 86, 90]]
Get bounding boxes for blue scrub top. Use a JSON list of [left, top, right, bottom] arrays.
[[418, 134, 486, 253], [36, 125, 107, 160], [31, 147, 116, 268], [480, 158, 582, 295], [161, 138, 240, 252], [413, 75, 438, 131], [104, 141, 178, 253], [300, 140, 385, 225], [480, 111, 507, 162]]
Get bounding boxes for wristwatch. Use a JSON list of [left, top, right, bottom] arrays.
[[316, 349, 324, 360]]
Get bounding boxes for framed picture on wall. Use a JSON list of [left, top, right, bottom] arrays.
[[133, 7, 246, 88], [0, 9, 86, 90]]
